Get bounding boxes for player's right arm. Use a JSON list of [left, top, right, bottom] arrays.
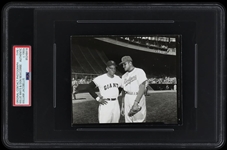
[[87, 81, 107, 105]]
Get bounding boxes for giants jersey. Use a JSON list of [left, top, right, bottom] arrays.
[[122, 68, 147, 93], [93, 74, 122, 98]]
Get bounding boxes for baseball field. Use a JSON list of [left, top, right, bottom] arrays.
[[72, 91, 178, 125]]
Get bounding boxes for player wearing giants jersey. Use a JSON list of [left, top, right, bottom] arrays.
[[87, 60, 122, 123], [119, 56, 147, 123]]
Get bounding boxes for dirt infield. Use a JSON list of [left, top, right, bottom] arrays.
[[72, 91, 178, 125]]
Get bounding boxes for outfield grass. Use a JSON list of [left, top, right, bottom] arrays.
[[72, 92, 177, 124]]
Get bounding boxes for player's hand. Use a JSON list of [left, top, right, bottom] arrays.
[[98, 97, 108, 105], [128, 103, 141, 117]]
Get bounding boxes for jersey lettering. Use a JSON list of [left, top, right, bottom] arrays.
[[104, 83, 119, 90], [113, 83, 118, 87], [124, 75, 137, 86]]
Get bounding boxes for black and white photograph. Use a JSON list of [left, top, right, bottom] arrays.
[[71, 36, 180, 125]]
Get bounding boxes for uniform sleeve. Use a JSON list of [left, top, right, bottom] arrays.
[[93, 76, 100, 87], [137, 69, 147, 85], [87, 81, 99, 99]]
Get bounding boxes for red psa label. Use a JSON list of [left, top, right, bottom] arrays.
[[13, 46, 32, 107]]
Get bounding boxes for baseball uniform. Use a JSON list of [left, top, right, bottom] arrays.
[[72, 79, 78, 99], [93, 74, 122, 123], [122, 67, 147, 122]]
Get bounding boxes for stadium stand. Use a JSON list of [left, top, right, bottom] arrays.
[[71, 37, 177, 91], [71, 50, 84, 73], [71, 40, 122, 76], [71, 44, 95, 74], [110, 36, 177, 53], [76, 45, 97, 74], [87, 48, 106, 73], [79, 46, 104, 74]]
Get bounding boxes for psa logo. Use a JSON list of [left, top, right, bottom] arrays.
[[26, 72, 31, 80]]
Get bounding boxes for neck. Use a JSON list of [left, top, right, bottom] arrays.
[[128, 66, 134, 72], [107, 73, 114, 78]]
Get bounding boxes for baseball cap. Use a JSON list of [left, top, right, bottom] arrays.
[[106, 60, 117, 67], [119, 56, 132, 65]]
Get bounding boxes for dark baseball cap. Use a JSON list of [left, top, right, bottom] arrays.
[[119, 56, 132, 65], [106, 60, 117, 67]]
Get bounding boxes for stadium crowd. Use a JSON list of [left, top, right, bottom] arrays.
[[112, 36, 177, 53], [148, 76, 177, 84], [72, 74, 177, 85]]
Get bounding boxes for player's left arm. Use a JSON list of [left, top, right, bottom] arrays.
[[129, 80, 146, 115], [128, 80, 146, 117], [131, 69, 147, 112], [135, 69, 147, 104], [134, 81, 146, 104]]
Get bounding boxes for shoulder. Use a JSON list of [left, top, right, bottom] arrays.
[[95, 74, 106, 79], [93, 74, 106, 85], [135, 68, 146, 73], [93, 75, 100, 81], [114, 75, 122, 81], [114, 74, 121, 79], [122, 72, 128, 78], [135, 67, 143, 71]]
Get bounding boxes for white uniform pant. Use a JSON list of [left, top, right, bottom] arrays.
[[124, 94, 146, 123], [98, 100, 120, 123]]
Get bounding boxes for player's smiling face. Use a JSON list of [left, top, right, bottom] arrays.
[[107, 65, 116, 76]]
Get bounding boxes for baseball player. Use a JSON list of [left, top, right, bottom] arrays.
[[87, 60, 122, 123], [119, 56, 147, 123], [72, 78, 78, 100]]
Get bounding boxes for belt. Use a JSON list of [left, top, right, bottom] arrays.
[[106, 98, 117, 101], [125, 91, 138, 95]]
